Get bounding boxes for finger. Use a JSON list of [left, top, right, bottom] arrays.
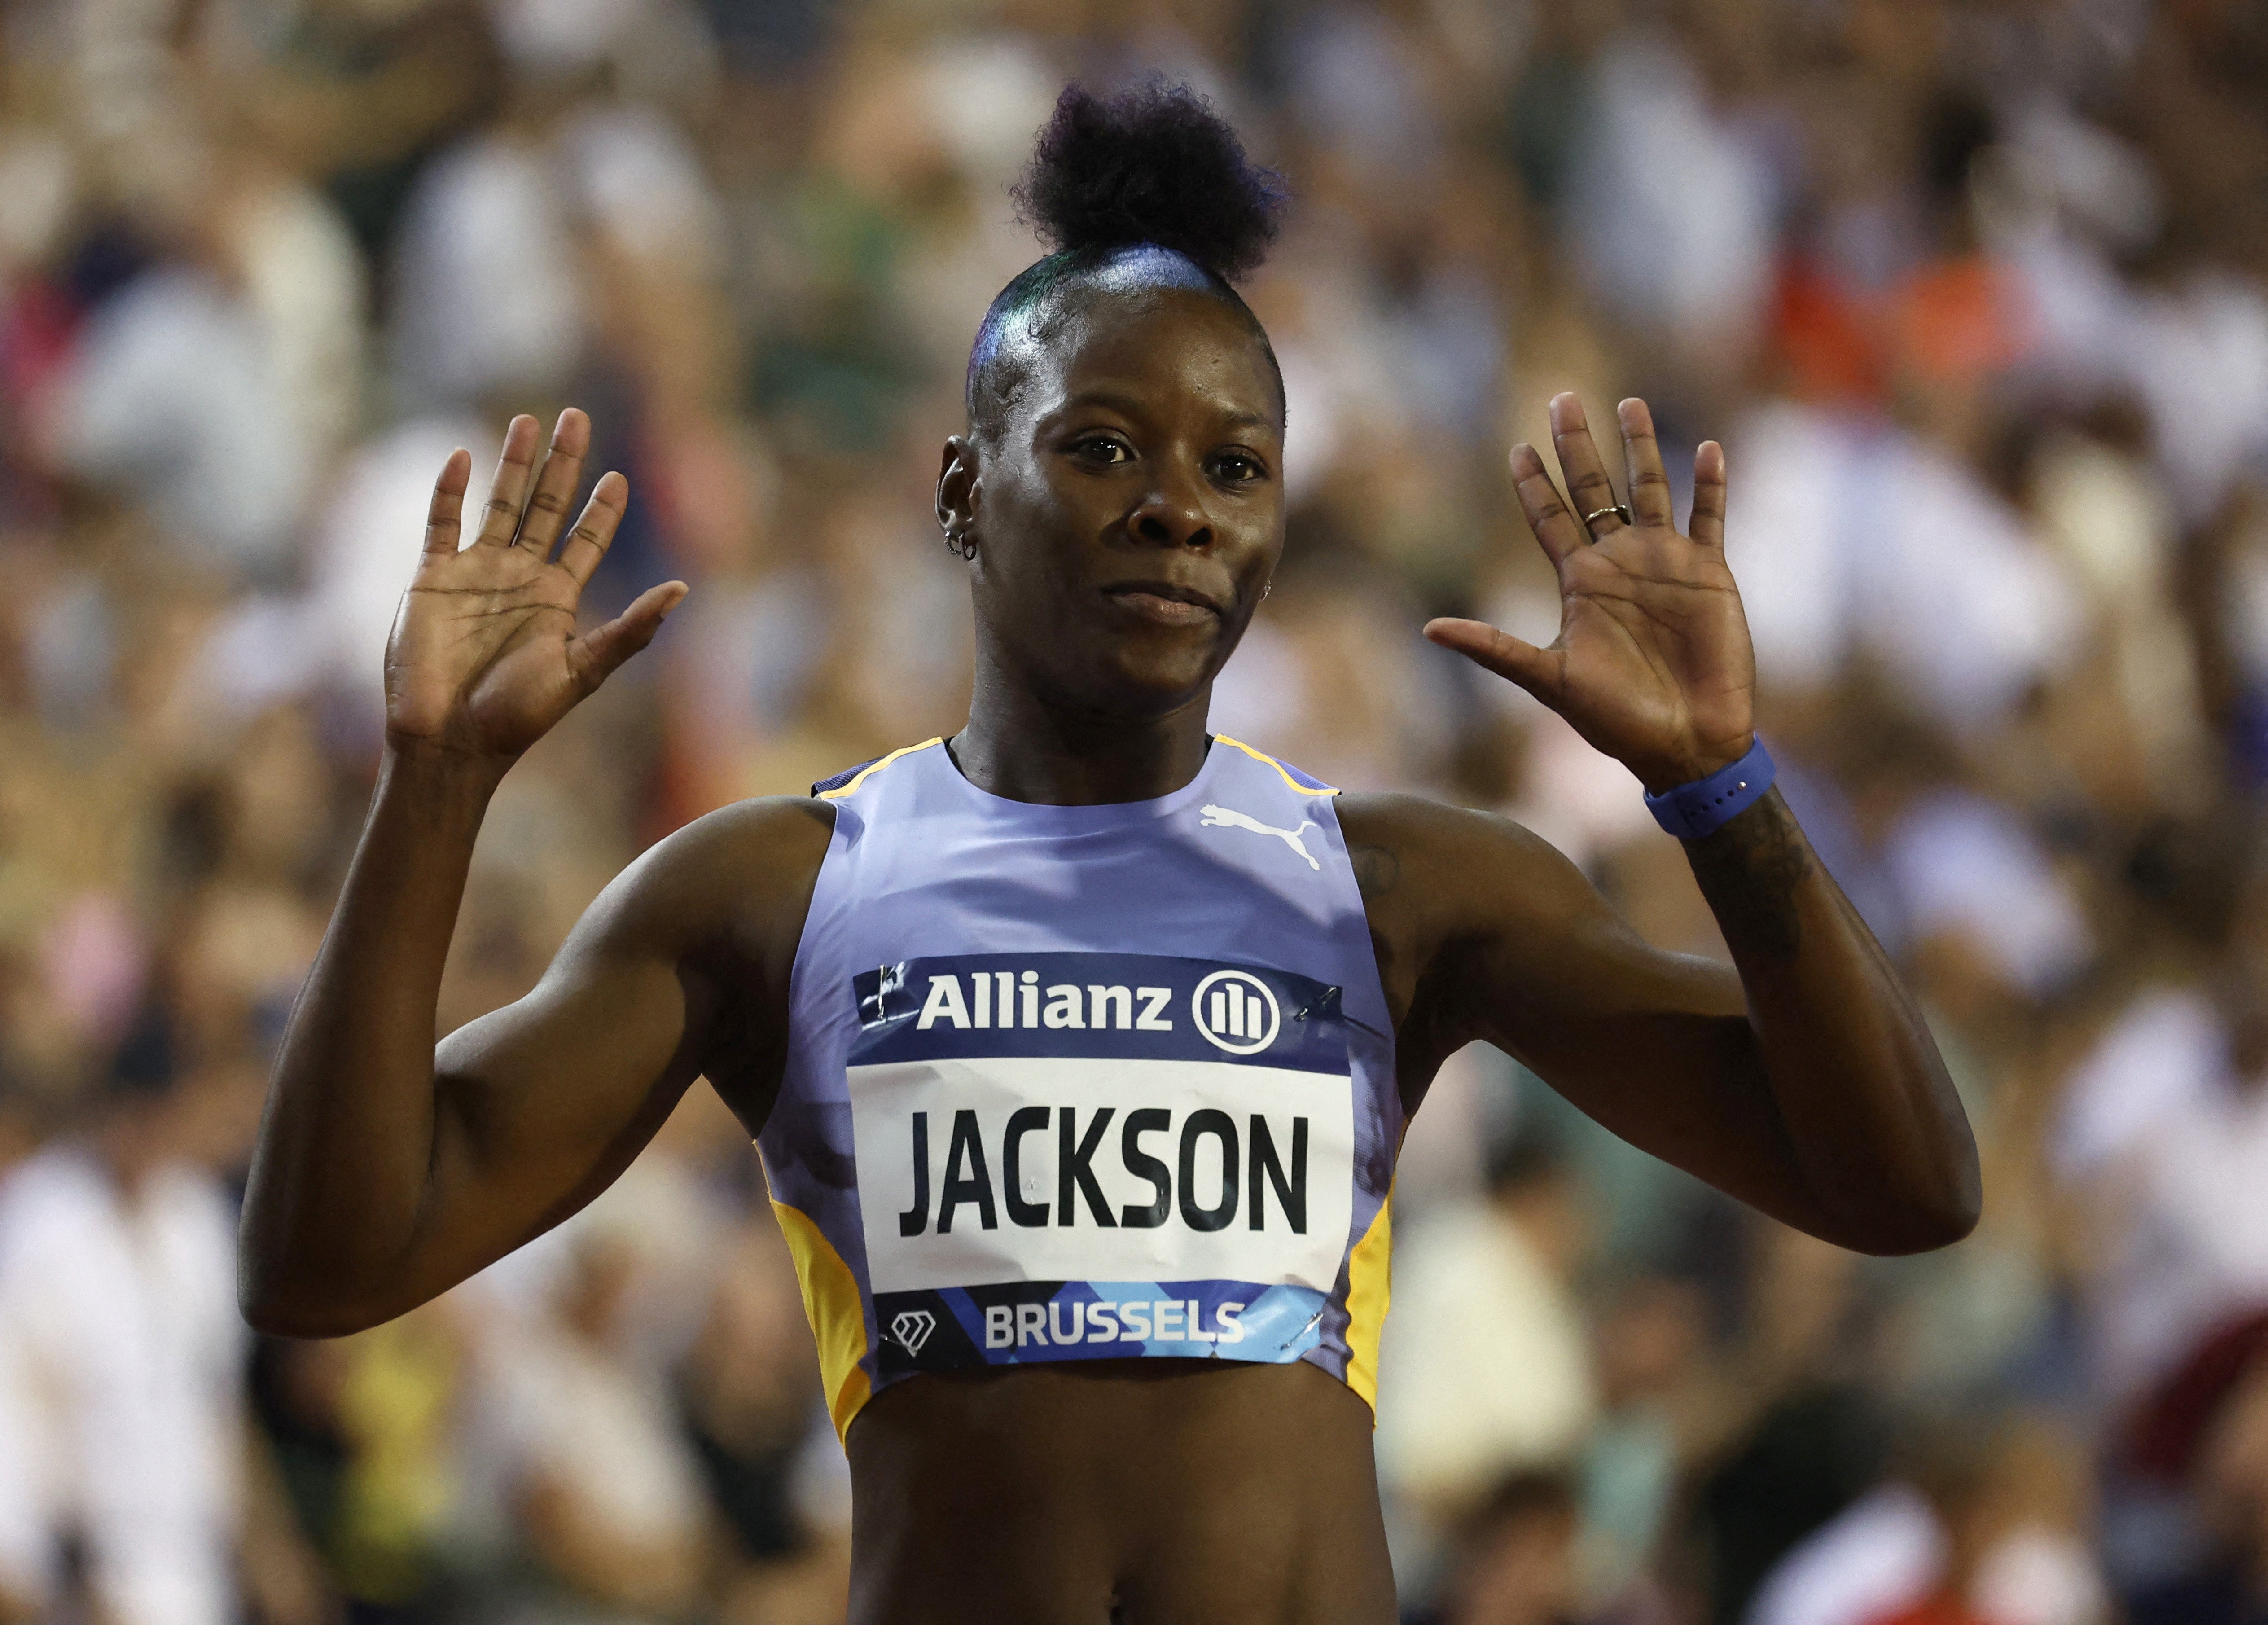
[[475, 415, 543, 547], [1690, 440, 1728, 549], [1616, 398, 1675, 529], [515, 408, 591, 557], [1509, 442, 1587, 565], [1423, 618, 1564, 704], [423, 448, 472, 557], [571, 580, 689, 691], [1548, 393, 1627, 537], [555, 470, 629, 586]]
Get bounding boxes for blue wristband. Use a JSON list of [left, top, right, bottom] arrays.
[[1644, 738, 1775, 839]]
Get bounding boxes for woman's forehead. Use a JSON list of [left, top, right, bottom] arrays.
[[1030, 286, 1283, 426]]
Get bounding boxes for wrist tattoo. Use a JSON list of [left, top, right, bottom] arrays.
[[1685, 788, 1811, 959]]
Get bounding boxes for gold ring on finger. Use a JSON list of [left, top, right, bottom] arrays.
[[1582, 503, 1632, 530]]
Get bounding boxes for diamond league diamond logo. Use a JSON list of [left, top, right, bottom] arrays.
[[891, 1309, 937, 1355]]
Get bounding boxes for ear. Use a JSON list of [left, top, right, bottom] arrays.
[[937, 436, 979, 536]]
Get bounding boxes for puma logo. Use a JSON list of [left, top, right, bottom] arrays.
[[1200, 804, 1321, 870]]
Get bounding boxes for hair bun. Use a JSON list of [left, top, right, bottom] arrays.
[[1013, 82, 1287, 282]]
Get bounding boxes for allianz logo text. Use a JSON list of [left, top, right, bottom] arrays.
[[913, 967, 1281, 1056], [895, 1107, 1309, 1237]]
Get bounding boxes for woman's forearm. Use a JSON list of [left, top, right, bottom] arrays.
[[238, 745, 507, 1333], [1685, 789, 1979, 1253]]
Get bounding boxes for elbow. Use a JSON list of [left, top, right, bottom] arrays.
[[239, 1289, 392, 1341], [1842, 1162, 1983, 1257], [239, 1295, 370, 1341], [237, 1257, 397, 1340], [1854, 1194, 1979, 1256], [1932, 1173, 1986, 1249], [237, 1188, 418, 1337], [1826, 1080, 1985, 1255]]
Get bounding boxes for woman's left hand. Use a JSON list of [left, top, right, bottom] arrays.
[[1425, 393, 1756, 794]]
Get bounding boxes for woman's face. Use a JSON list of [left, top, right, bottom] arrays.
[[942, 285, 1287, 719]]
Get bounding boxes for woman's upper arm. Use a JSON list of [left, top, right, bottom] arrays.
[[1341, 795, 1822, 1223], [414, 795, 833, 1292], [1342, 794, 1736, 1054]]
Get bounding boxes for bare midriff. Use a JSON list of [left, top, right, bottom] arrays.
[[842, 1359, 1397, 1624]]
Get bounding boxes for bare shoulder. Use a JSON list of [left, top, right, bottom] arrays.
[[573, 794, 837, 964], [1332, 791, 1592, 919], [1331, 791, 1612, 1062], [636, 794, 836, 893]]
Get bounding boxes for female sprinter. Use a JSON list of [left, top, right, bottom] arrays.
[[242, 85, 1978, 1623]]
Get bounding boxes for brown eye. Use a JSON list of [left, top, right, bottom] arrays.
[[1213, 452, 1266, 483], [1074, 435, 1132, 466]]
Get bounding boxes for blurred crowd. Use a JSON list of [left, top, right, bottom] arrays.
[[0, 0, 2265, 1621]]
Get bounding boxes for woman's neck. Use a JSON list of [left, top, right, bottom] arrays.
[[952, 661, 1213, 806]]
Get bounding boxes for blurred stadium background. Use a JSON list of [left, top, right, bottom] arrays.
[[2, 0, 2266, 1621]]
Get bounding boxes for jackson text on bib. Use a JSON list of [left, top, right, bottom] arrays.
[[845, 951, 1356, 1376]]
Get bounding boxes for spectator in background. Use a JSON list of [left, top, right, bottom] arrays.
[[1580, 1273, 1713, 1612], [50, 106, 362, 584], [679, 1214, 845, 1621], [2129, 1324, 2268, 1625], [0, 1077, 51, 1624], [2054, 864, 2268, 1414], [250, 1302, 475, 1620], [0, 1003, 324, 1625], [1749, 1414, 2105, 1625], [455, 1150, 729, 1624], [1570, 9, 1778, 382], [1379, 1135, 1599, 1592], [1417, 1471, 1590, 1625], [467, 1219, 711, 1623], [1685, 1224, 1883, 1625]]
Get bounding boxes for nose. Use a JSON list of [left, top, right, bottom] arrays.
[[1127, 470, 1213, 550]]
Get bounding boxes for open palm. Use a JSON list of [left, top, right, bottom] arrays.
[[1426, 394, 1756, 794], [388, 411, 686, 764]]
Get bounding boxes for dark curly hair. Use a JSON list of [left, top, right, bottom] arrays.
[[1013, 81, 1286, 277], [966, 82, 1290, 444]]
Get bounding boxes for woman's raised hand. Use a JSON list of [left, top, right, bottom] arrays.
[[386, 410, 686, 765], [1424, 394, 1756, 793]]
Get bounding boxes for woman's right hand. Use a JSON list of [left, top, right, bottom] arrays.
[[385, 409, 687, 766]]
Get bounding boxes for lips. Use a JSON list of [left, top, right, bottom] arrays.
[[1101, 579, 1227, 627]]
